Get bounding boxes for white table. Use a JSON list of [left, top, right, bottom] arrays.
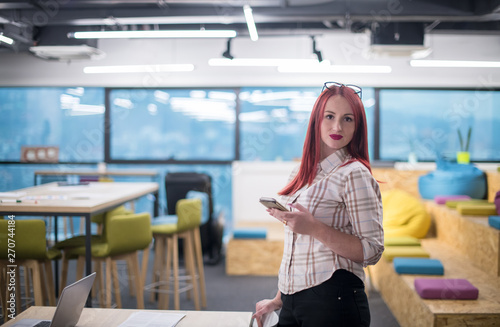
[[0, 182, 159, 306]]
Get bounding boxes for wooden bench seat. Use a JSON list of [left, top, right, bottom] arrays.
[[370, 238, 500, 327], [425, 201, 500, 277]]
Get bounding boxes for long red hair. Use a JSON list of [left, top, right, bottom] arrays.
[[279, 85, 372, 196]]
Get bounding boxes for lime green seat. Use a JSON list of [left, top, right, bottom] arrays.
[[445, 199, 488, 209], [384, 236, 421, 247], [54, 206, 133, 250], [57, 205, 134, 298], [146, 198, 206, 310], [382, 246, 430, 262], [456, 202, 498, 216], [0, 219, 62, 321], [61, 212, 152, 309]]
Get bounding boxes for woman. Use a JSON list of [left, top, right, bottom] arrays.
[[252, 82, 384, 327]]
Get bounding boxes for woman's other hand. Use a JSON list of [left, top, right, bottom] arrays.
[[252, 296, 282, 327]]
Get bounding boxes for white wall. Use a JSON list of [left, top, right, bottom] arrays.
[[1, 32, 499, 88], [232, 161, 297, 223]]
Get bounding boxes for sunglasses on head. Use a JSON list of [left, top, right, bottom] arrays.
[[322, 82, 362, 99]]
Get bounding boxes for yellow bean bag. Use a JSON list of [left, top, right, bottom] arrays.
[[382, 189, 431, 239]]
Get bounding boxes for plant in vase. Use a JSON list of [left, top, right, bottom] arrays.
[[457, 127, 471, 164]]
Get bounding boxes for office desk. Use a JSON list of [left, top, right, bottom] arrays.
[[0, 182, 159, 305], [0, 306, 253, 327]]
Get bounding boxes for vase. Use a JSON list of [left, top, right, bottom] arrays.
[[457, 151, 470, 164]]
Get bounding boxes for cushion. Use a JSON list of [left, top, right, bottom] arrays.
[[495, 190, 500, 215], [393, 258, 444, 275], [233, 228, 267, 239], [488, 216, 500, 230], [382, 189, 431, 239], [382, 246, 430, 262], [434, 195, 470, 205], [456, 203, 498, 216], [384, 236, 421, 247], [414, 278, 479, 300], [445, 199, 488, 209], [418, 161, 486, 200]]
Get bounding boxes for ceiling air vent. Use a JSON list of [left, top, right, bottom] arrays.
[[29, 26, 105, 61], [29, 45, 105, 61], [369, 22, 431, 58]]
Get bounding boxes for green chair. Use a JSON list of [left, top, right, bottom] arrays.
[[0, 219, 61, 321], [145, 198, 205, 310], [61, 212, 152, 309], [53, 206, 133, 250], [55, 206, 133, 295]]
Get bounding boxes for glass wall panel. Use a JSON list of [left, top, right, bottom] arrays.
[[109, 89, 237, 161], [239, 86, 376, 161], [0, 87, 105, 162], [379, 89, 500, 161]]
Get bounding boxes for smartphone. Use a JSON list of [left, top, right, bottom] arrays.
[[259, 197, 289, 211]]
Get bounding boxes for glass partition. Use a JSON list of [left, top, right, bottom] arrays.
[[0, 87, 105, 162], [239, 86, 376, 161], [379, 89, 500, 162], [109, 88, 237, 161]]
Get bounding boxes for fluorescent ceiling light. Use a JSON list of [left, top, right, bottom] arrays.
[[70, 30, 237, 39], [278, 64, 392, 73], [243, 5, 258, 41], [209, 57, 390, 73], [0, 34, 14, 45], [83, 64, 194, 74], [410, 59, 500, 68], [209, 58, 331, 67]]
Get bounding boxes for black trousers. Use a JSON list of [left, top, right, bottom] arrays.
[[278, 269, 370, 327]]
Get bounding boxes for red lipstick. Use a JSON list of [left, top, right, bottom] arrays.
[[330, 134, 343, 140]]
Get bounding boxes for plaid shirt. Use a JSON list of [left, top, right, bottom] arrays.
[[278, 148, 384, 294]]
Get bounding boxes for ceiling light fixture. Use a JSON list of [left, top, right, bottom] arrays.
[[83, 64, 194, 74], [209, 58, 331, 67], [410, 59, 500, 68], [222, 38, 234, 60], [69, 29, 237, 39], [311, 36, 323, 62], [243, 4, 258, 41], [278, 64, 392, 73], [0, 33, 14, 45]]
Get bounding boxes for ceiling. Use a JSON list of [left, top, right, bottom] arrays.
[[1, 0, 500, 53]]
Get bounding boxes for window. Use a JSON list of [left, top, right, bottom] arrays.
[[0, 87, 105, 162], [109, 89, 237, 161], [239, 86, 376, 161], [379, 89, 500, 161]]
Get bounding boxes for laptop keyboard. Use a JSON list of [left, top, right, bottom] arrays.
[[33, 321, 51, 327]]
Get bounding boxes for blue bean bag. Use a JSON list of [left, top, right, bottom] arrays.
[[418, 161, 486, 200]]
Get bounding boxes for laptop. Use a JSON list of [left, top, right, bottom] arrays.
[[11, 272, 96, 327]]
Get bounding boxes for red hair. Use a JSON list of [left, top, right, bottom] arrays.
[[279, 85, 372, 196]]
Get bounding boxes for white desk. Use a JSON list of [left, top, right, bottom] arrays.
[[0, 306, 253, 327], [0, 182, 159, 306]]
